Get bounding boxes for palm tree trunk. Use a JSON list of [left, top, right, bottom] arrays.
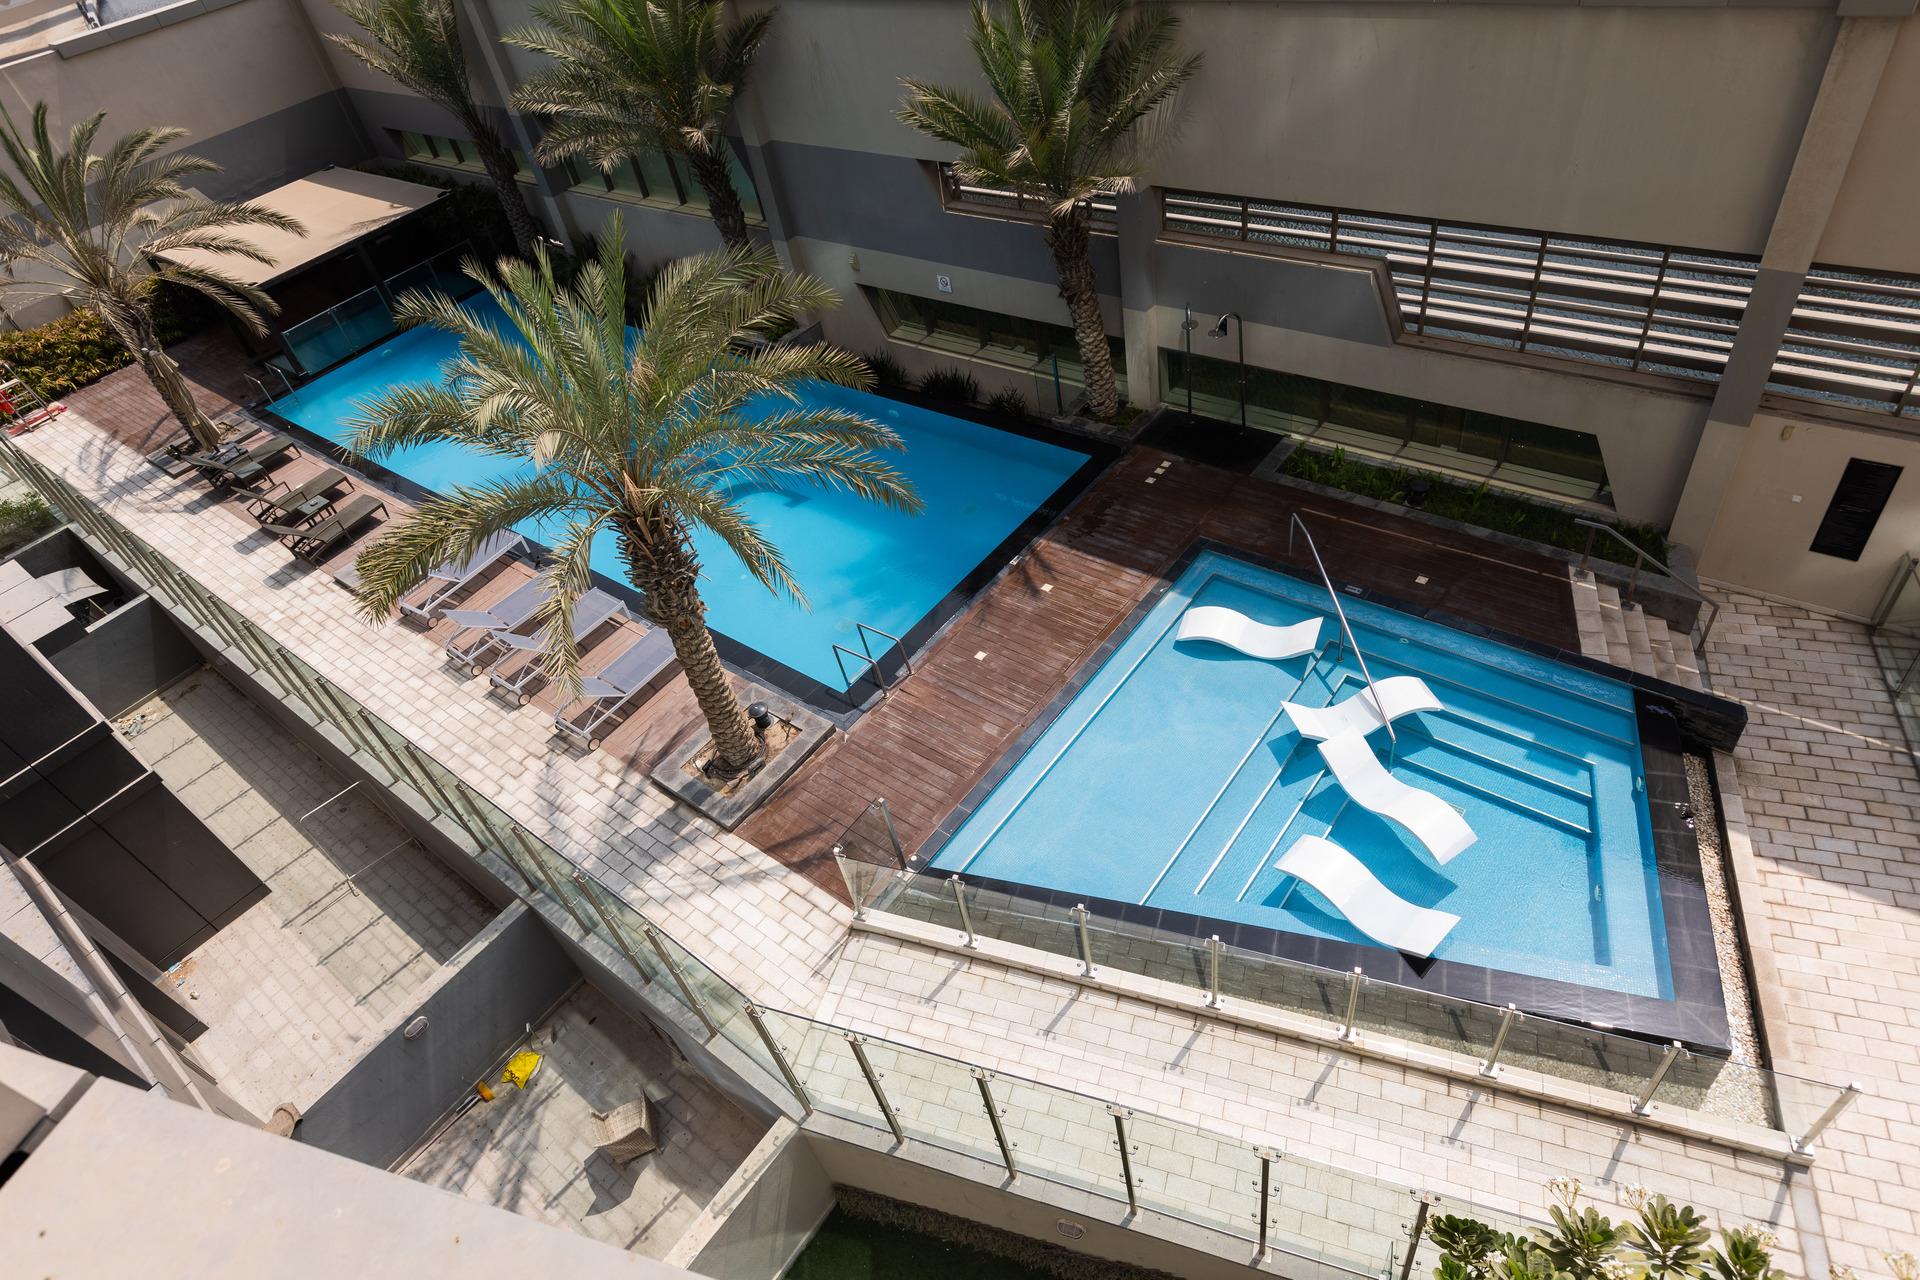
[[129, 312, 219, 450], [620, 514, 762, 775], [471, 132, 543, 258], [1044, 212, 1121, 421], [684, 144, 751, 251]]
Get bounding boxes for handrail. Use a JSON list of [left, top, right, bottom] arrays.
[[1287, 512, 1394, 749], [1574, 518, 1720, 650], [832, 620, 912, 700]]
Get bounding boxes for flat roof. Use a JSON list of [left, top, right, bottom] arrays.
[[157, 167, 444, 288]]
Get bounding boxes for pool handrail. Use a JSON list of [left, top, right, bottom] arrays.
[[1287, 512, 1395, 751]]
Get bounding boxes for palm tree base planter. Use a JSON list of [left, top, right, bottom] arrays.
[[647, 683, 835, 829], [1046, 397, 1157, 445]]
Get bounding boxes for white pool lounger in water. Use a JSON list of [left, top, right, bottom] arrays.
[[1176, 605, 1322, 661], [1317, 731, 1477, 863], [1275, 836, 1459, 958], [1283, 676, 1442, 741]]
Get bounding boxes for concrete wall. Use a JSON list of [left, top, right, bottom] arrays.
[[1695, 410, 1920, 618], [683, 1124, 835, 1280], [294, 902, 566, 1170], [1816, 14, 1920, 274], [39, 596, 201, 720]]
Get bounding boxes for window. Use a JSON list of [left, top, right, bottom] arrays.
[[935, 164, 1116, 232], [1160, 188, 1920, 424], [1810, 458, 1903, 561], [390, 130, 534, 182], [868, 286, 1126, 397], [564, 145, 762, 222], [1158, 347, 1609, 502]]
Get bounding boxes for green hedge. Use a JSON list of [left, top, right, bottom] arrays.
[[1280, 446, 1670, 568], [0, 283, 225, 402], [0, 494, 57, 558]]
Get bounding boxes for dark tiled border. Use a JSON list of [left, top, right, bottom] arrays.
[[920, 537, 1737, 1050], [255, 397, 1116, 728]]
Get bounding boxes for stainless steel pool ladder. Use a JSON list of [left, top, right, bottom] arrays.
[[833, 621, 912, 697], [1287, 512, 1396, 755]]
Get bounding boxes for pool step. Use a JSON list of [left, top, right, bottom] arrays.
[[1568, 567, 1705, 692]]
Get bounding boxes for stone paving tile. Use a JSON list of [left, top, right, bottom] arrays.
[[403, 983, 767, 1258], [816, 932, 1808, 1271], [22, 417, 849, 1013], [1704, 590, 1920, 1277], [121, 670, 495, 1115]]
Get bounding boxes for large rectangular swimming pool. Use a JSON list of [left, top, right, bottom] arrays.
[[929, 548, 1674, 1000], [270, 298, 1093, 692]]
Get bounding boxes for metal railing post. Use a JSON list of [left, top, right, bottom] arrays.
[[641, 921, 719, 1037], [570, 872, 653, 986], [973, 1069, 1018, 1180], [949, 875, 977, 947], [846, 1034, 903, 1142], [1400, 1192, 1441, 1280], [1073, 902, 1095, 975], [1108, 1106, 1137, 1212], [1633, 1041, 1686, 1115], [1340, 967, 1365, 1042], [1480, 1004, 1520, 1077], [874, 797, 906, 868], [1255, 1147, 1278, 1262], [745, 1004, 812, 1115], [1207, 934, 1223, 1008], [1791, 1082, 1861, 1155]]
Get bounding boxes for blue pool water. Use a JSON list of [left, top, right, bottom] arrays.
[[270, 298, 1090, 690], [929, 550, 1671, 998]]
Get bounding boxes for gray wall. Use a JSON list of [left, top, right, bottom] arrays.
[[41, 597, 201, 720], [686, 1127, 834, 1280], [294, 903, 565, 1171]]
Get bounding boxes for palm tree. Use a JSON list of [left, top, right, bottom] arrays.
[[0, 105, 307, 451], [330, 0, 543, 255], [505, 0, 773, 250], [899, 0, 1199, 421], [346, 215, 920, 774]]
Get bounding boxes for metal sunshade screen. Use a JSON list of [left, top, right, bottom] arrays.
[[1162, 190, 1760, 382], [1770, 266, 1920, 419]]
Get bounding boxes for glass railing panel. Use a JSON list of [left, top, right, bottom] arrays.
[[1272, 1151, 1419, 1277], [991, 1075, 1132, 1202], [961, 884, 1082, 961], [761, 1008, 890, 1131], [1125, 1111, 1263, 1245], [1771, 1069, 1855, 1147], [1407, 1190, 1537, 1279], [1215, 941, 1347, 1032], [848, 1036, 1006, 1168], [1353, 977, 1507, 1062]]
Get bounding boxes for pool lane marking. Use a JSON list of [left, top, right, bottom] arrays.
[[1138, 645, 1337, 905], [942, 594, 1197, 876]]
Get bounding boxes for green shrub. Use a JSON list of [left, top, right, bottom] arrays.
[[0, 309, 132, 399], [1281, 446, 1669, 568], [0, 493, 57, 557], [985, 386, 1029, 419], [864, 349, 910, 389], [919, 367, 981, 405]]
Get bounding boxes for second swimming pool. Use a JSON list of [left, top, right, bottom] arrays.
[[929, 548, 1673, 999], [269, 297, 1094, 693]]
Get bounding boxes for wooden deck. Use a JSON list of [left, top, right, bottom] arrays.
[[740, 447, 1579, 895]]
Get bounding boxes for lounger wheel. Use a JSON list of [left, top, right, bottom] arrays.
[[470, 662, 485, 676], [516, 692, 531, 706], [587, 738, 602, 751]]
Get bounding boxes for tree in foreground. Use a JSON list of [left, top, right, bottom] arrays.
[[899, 0, 1199, 420], [507, 0, 773, 249], [330, 0, 544, 254], [347, 215, 920, 774], [0, 106, 306, 451]]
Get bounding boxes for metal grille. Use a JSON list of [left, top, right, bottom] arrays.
[[1770, 265, 1920, 419], [938, 163, 1117, 229]]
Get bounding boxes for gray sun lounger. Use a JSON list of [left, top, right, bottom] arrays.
[[397, 530, 530, 627], [554, 627, 679, 749], [260, 493, 388, 563], [441, 577, 550, 671], [239, 467, 353, 521], [487, 588, 627, 703], [186, 434, 300, 486]]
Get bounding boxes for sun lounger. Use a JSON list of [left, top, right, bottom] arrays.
[[1284, 676, 1442, 741], [397, 530, 530, 626], [260, 493, 388, 563], [185, 434, 300, 486], [239, 468, 353, 522], [441, 578, 550, 671], [487, 589, 626, 703], [554, 628, 679, 749], [1176, 605, 1322, 661], [1317, 731, 1476, 863], [1274, 836, 1459, 958]]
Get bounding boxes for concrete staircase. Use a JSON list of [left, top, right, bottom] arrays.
[[1569, 566, 1706, 691]]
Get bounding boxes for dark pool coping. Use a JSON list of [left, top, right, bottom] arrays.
[[918, 537, 1741, 1051], [254, 390, 1118, 729]]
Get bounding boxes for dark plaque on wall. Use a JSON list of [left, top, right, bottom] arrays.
[[1809, 458, 1903, 561]]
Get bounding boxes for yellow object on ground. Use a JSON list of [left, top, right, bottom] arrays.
[[501, 1049, 543, 1090], [474, 1080, 494, 1102]]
